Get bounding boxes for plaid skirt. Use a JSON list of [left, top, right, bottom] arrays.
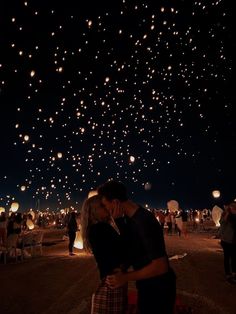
[[91, 279, 128, 314]]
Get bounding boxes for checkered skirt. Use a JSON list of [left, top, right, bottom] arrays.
[[91, 279, 128, 314]]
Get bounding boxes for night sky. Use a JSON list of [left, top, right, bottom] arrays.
[[0, 0, 235, 211]]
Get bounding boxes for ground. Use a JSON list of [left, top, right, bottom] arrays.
[[1, 225, 236, 314]]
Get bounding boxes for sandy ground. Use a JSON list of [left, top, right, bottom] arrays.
[[1, 225, 236, 314]]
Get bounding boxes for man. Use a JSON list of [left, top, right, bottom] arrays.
[[97, 180, 176, 314]]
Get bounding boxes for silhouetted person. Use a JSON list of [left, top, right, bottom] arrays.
[[67, 212, 78, 256]]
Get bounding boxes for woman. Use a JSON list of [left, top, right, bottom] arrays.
[[81, 195, 127, 314]]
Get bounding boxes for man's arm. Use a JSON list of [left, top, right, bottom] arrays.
[[107, 256, 169, 288]]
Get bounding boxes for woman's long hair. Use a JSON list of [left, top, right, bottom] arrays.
[[81, 194, 102, 253]]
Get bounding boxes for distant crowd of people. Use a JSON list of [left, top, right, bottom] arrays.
[[0, 212, 35, 246], [1, 181, 236, 313]]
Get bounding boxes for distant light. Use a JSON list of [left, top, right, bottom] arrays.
[[212, 190, 220, 198], [24, 135, 30, 141], [129, 156, 135, 163], [57, 152, 63, 159], [10, 202, 19, 212], [21, 185, 26, 191], [144, 182, 152, 190], [30, 70, 35, 77]]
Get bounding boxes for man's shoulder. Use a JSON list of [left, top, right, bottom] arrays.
[[133, 207, 156, 222]]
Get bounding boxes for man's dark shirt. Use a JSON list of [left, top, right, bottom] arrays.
[[118, 207, 168, 288]]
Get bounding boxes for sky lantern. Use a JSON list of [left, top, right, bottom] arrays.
[[0, 207, 5, 213], [24, 135, 30, 141], [88, 190, 98, 199], [57, 152, 63, 159], [212, 205, 223, 227], [212, 190, 220, 198], [74, 232, 83, 249], [144, 182, 152, 190], [10, 202, 19, 212], [129, 156, 135, 163], [26, 218, 35, 230], [21, 185, 26, 191], [167, 200, 179, 212]]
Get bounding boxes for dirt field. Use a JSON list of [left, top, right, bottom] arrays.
[[1, 226, 236, 314]]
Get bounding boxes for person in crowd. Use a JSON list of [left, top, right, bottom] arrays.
[[155, 210, 165, 230], [97, 180, 176, 314], [219, 202, 236, 284], [14, 213, 23, 234], [7, 213, 16, 236], [165, 210, 173, 235], [175, 210, 183, 237], [66, 211, 78, 256], [0, 212, 7, 246], [181, 209, 188, 237], [81, 195, 127, 314]]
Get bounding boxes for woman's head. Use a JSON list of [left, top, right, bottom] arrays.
[[80, 195, 110, 252]]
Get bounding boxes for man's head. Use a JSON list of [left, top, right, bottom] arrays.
[[97, 181, 128, 218]]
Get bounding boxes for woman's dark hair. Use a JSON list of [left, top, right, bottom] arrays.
[[97, 180, 128, 202]]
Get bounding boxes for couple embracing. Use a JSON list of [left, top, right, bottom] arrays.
[[81, 181, 176, 314]]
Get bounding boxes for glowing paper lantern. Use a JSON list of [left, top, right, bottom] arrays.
[[24, 135, 30, 141], [26, 219, 35, 230], [57, 152, 63, 159], [144, 182, 152, 190], [74, 230, 83, 249], [10, 202, 19, 212], [129, 156, 135, 163], [88, 190, 98, 199], [167, 200, 179, 212], [0, 207, 5, 213], [21, 185, 26, 191], [212, 205, 223, 227], [212, 190, 220, 198]]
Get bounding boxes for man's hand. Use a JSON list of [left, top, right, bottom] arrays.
[[106, 269, 127, 289]]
